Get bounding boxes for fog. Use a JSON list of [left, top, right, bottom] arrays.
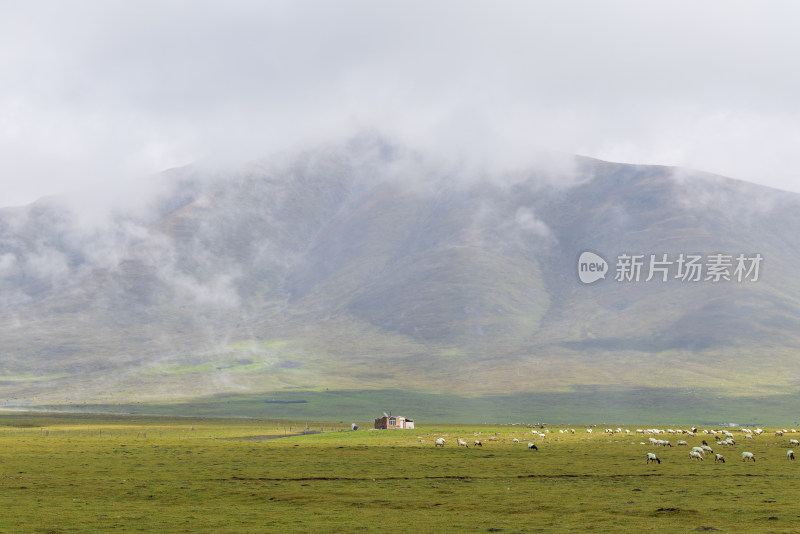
[[2, 1, 800, 209]]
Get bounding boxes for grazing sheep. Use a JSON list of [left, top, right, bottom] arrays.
[[527, 442, 538, 451], [457, 438, 469, 448], [435, 438, 446, 447], [677, 440, 689, 446], [789, 450, 795, 460], [742, 451, 756, 462], [690, 450, 704, 461], [650, 438, 672, 447], [790, 439, 799, 446], [512, 438, 520, 443], [714, 454, 725, 463], [701, 445, 714, 454], [474, 440, 482, 447], [691, 446, 705, 456], [646, 453, 660, 464]]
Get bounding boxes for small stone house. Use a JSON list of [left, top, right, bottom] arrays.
[[374, 414, 414, 430]]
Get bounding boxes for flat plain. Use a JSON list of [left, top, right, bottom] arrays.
[[1, 412, 798, 533]]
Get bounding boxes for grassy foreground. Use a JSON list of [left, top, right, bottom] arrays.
[[1, 412, 799, 533]]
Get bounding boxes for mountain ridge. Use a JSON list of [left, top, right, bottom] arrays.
[[1, 136, 799, 418]]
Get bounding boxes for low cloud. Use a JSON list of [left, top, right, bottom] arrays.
[[514, 207, 554, 240], [3, 2, 800, 209], [670, 167, 786, 218]]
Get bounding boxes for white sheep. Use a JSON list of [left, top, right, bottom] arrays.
[[474, 440, 482, 447], [714, 454, 725, 463], [690, 450, 704, 461], [457, 438, 469, 448], [742, 451, 756, 462], [789, 450, 795, 460], [512, 438, 520, 443], [646, 452, 660, 464], [527, 442, 538, 451], [789, 439, 799, 446], [434, 438, 446, 447]]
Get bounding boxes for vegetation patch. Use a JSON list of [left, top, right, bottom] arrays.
[[0, 412, 799, 531], [35, 387, 800, 426]]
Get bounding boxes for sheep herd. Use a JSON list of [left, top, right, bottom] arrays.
[[640, 426, 797, 465], [428, 425, 799, 466], [429, 428, 550, 451]]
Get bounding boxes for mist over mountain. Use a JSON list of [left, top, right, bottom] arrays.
[[1, 134, 799, 416]]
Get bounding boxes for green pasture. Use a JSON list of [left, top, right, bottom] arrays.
[[1, 412, 799, 533], [37, 387, 800, 427]]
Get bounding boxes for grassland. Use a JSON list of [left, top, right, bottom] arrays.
[[1, 412, 799, 533], [36, 387, 800, 427]]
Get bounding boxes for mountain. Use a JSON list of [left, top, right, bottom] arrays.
[[2, 134, 799, 422]]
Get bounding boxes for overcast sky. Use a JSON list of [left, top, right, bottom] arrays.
[[2, 1, 800, 207]]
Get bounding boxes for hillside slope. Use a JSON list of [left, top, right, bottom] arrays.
[[1, 135, 798, 412]]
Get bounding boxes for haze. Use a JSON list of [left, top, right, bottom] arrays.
[[2, 1, 800, 207]]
